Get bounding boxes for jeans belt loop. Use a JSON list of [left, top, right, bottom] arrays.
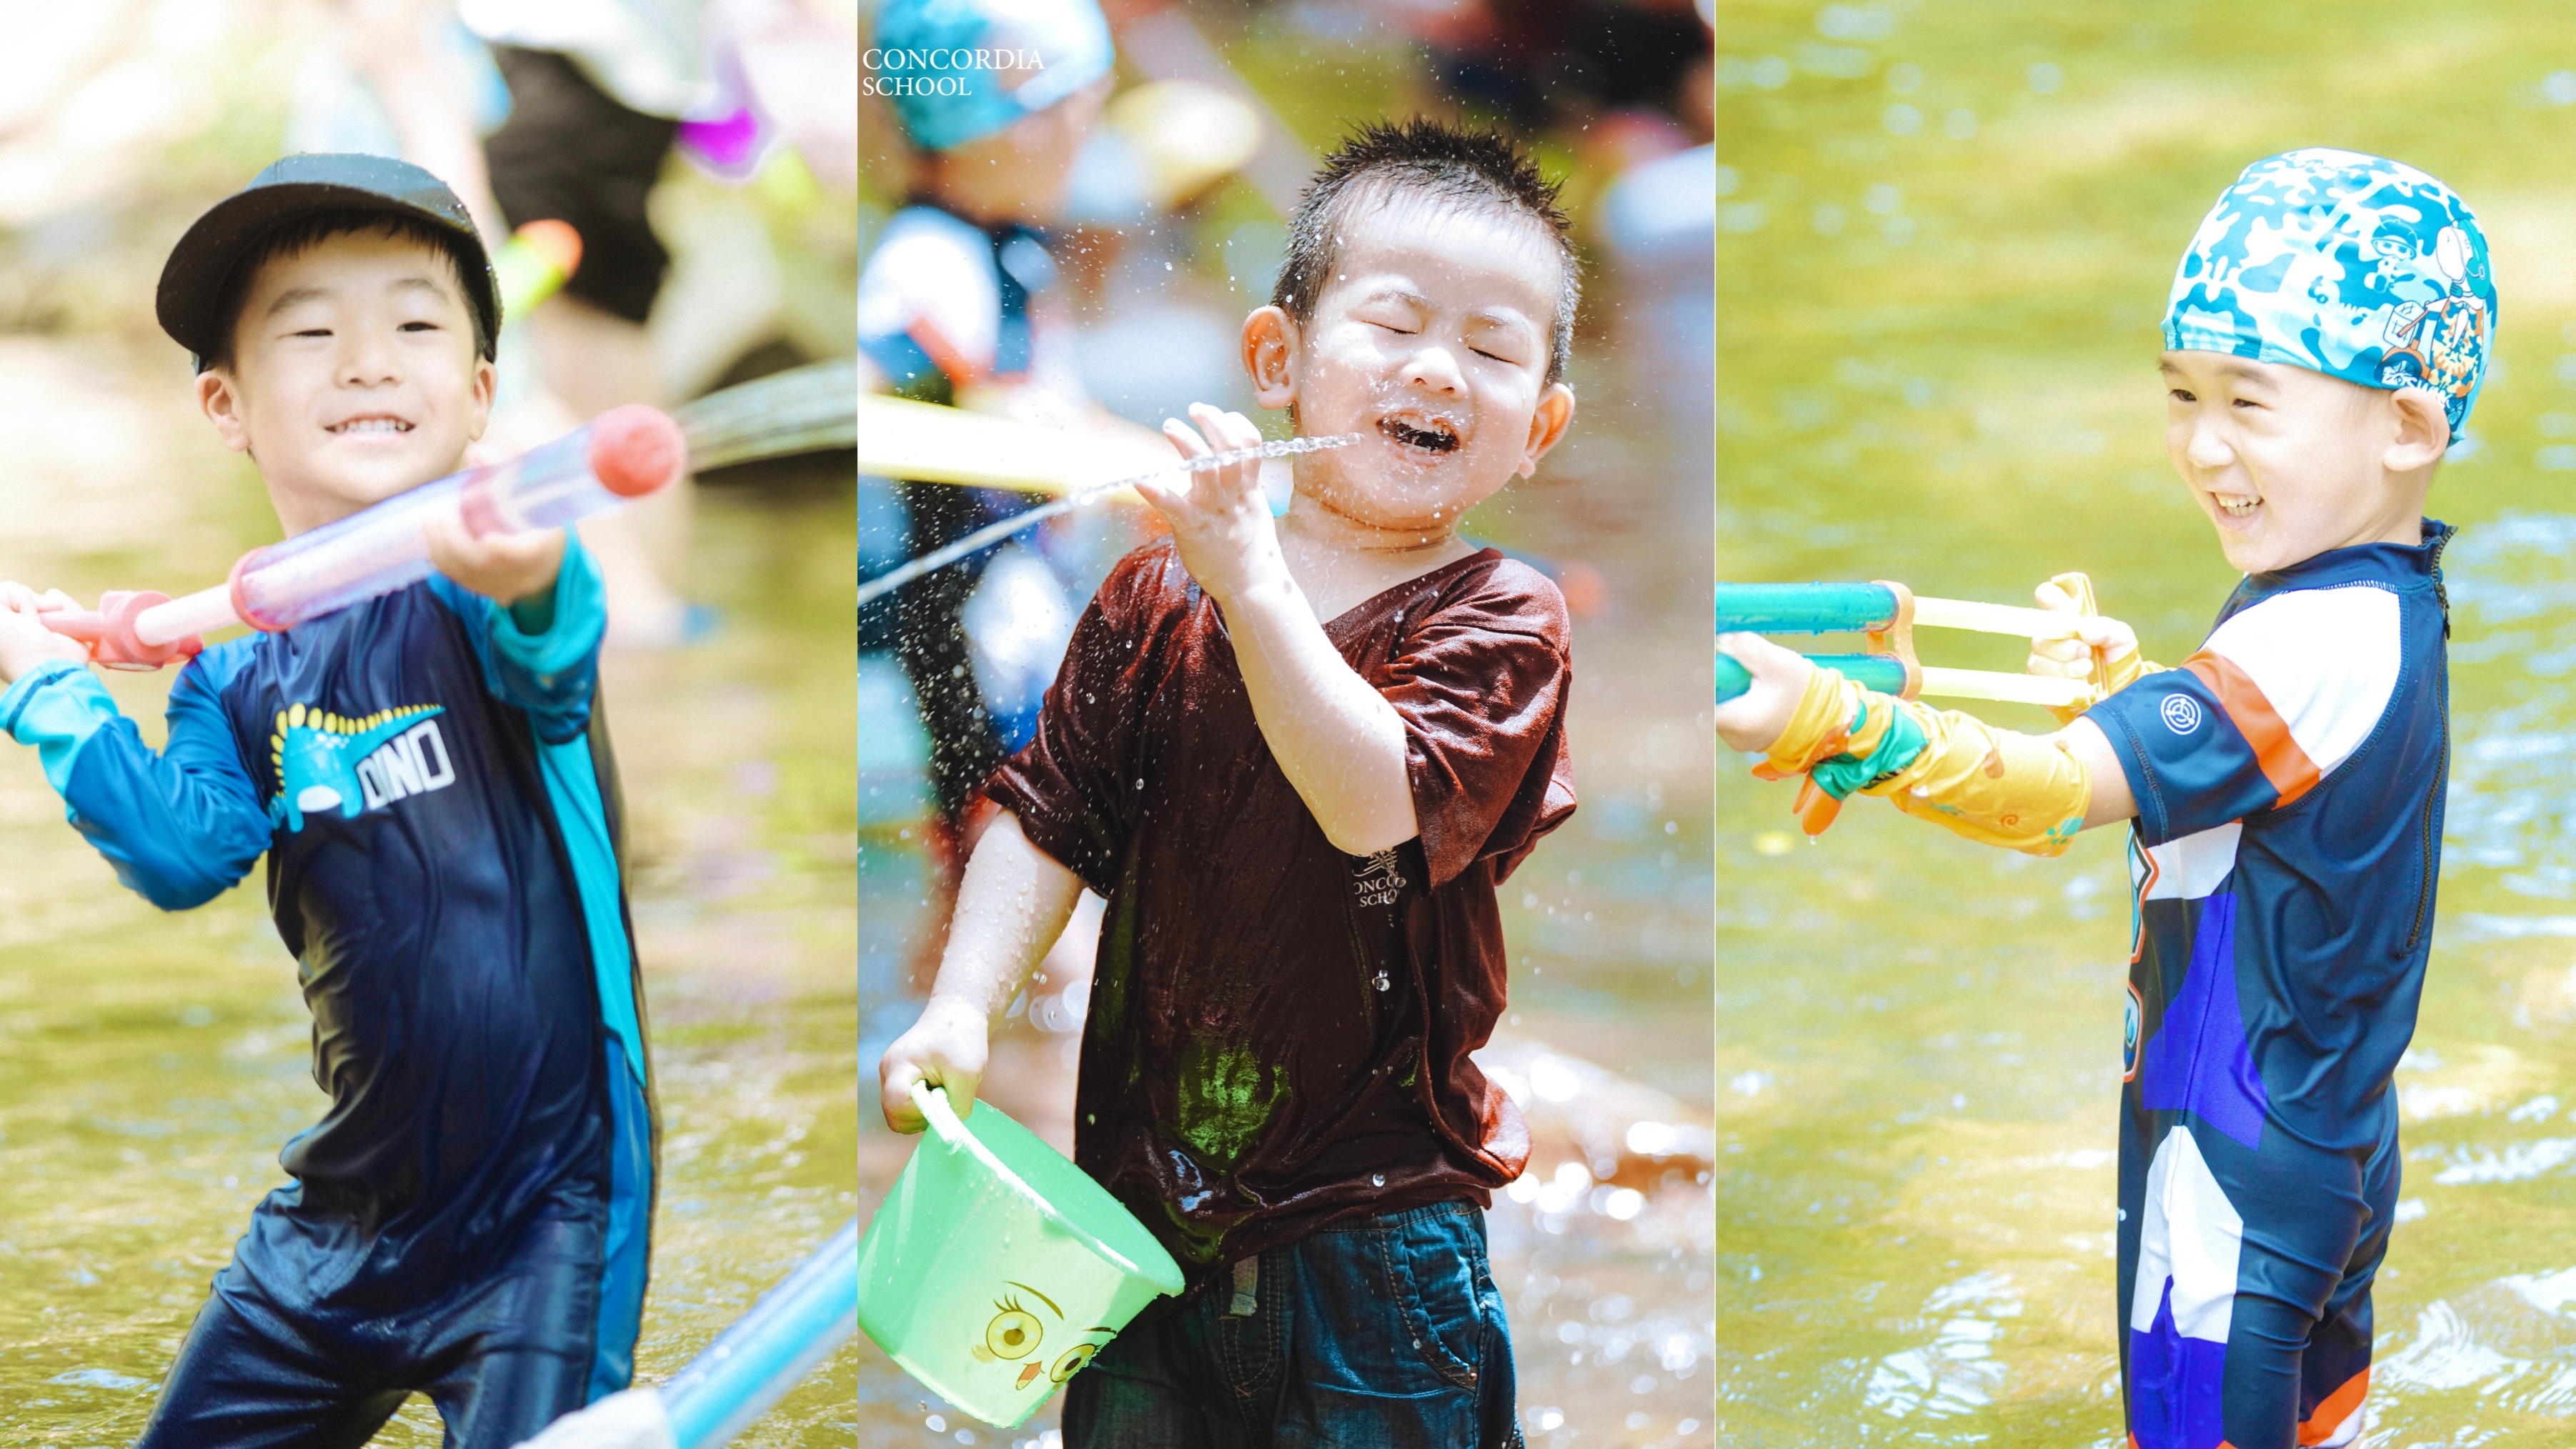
[[1224, 1253, 1260, 1318]]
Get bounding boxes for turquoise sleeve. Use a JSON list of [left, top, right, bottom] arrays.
[[1, 658, 120, 794], [428, 532, 607, 745], [1, 649, 269, 910]]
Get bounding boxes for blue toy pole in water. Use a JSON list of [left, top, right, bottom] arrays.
[[506, 1222, 861, 1449], [660, 1220, 862, 1448]]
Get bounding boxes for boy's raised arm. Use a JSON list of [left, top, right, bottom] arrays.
[[424, 525, 601, 746], [877, 810, 1085, 1132], [1139, 405, 1418, 856], [0, 637, 269, 912]]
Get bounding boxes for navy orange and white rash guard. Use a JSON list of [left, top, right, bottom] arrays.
[[0, 539, 652, 1395], [2083, 521, 2451, 1449]]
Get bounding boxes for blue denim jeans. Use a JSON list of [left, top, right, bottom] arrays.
[[1061, 1201, 1523, 1448]]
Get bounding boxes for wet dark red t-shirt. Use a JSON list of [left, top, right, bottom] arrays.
[[984, 539, 1576, 1280]]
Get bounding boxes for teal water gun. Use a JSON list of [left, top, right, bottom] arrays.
[[1714, 579, 2114, 712]]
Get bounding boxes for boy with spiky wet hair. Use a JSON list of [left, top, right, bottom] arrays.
[[1271, 119, 1586, 389], [878, 118, 1578, 1445]]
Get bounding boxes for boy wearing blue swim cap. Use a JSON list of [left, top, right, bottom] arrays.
[[1716, 149, 2488, 1449]]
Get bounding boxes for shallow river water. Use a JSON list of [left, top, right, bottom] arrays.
[[1720, 4, 2576, 1444]]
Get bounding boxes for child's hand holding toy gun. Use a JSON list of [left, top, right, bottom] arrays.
[[9, 407, 686, 678], [1715, 572, 2154, 841], [0, 582, 94, 686]]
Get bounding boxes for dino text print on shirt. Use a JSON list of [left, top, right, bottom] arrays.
[[267, 702, 454, 830]]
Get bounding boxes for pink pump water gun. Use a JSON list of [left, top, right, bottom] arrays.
[[41, 405, 686, 670]]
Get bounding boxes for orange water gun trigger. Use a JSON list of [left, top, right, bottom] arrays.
[[2057, 571, 2111, 706]]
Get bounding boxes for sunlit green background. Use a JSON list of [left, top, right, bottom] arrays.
[[1719, 1, 2576, 1443]]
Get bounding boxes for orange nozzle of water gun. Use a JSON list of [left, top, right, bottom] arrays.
[[495, 220, 585, 321], [1791, 777, 1845, 837]]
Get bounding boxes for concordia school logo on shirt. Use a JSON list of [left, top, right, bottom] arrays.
[[267, 702, 454, 831], [1350, 847, 1407, 909], [2161, 694, 2204, 736]]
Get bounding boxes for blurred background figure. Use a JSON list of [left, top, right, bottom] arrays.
[[462, 0, 856, 646], [855, 0, 1175, 990], [287, 0, 512, 232], [463, 0, 714, 647]]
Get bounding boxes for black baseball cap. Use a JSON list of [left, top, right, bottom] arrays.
[[156, 153, 501, 370]]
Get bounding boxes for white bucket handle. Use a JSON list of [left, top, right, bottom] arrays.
[[900, 1080, 1182, 1294], [910, 1079, 968, 1145]]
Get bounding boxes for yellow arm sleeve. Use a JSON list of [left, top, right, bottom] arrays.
[[1756, 664, 2091, 856], [1862, 699, 2091, 856]]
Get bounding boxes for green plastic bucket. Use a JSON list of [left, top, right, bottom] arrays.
[[857, 1084, 1186, 1428]]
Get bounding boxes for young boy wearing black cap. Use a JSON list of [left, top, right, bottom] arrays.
[[0, 154, 655, 1445]]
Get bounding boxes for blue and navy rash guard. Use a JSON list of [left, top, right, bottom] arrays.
[[0, 539, 654, 1391], [2084, 521, 2451, 1449]]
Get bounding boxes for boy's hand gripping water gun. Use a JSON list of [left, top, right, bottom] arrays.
[[1716, 574, 2149, 843], [39, 406, 687, 669]]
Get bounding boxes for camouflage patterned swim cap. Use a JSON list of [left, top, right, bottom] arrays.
[[2164, 149, 2495, 440]]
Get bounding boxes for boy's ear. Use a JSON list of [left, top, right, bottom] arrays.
[[1243, 306, 1299, 410], [1517, 381, 1576, 479], [196, 369, 254, 456], [2385, 387, 2450, 474], [468, 355, 495, 444]]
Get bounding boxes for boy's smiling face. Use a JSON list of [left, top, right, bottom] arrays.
[[2159, 350, 2447, 574], [1247, 190, 1574, 539], [199, 229, 492, 535]]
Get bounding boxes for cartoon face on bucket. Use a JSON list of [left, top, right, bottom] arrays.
[[970, 1279, 1115, 1392]]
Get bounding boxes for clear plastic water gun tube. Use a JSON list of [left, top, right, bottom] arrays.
[[41, 406, 686, 669], [853, 431, 1362, 611]]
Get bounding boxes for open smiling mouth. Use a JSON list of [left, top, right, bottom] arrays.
[[1378, 416, 1460, 454], [330, 417, 413, 435], [2210, 489, 2260, 519]]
